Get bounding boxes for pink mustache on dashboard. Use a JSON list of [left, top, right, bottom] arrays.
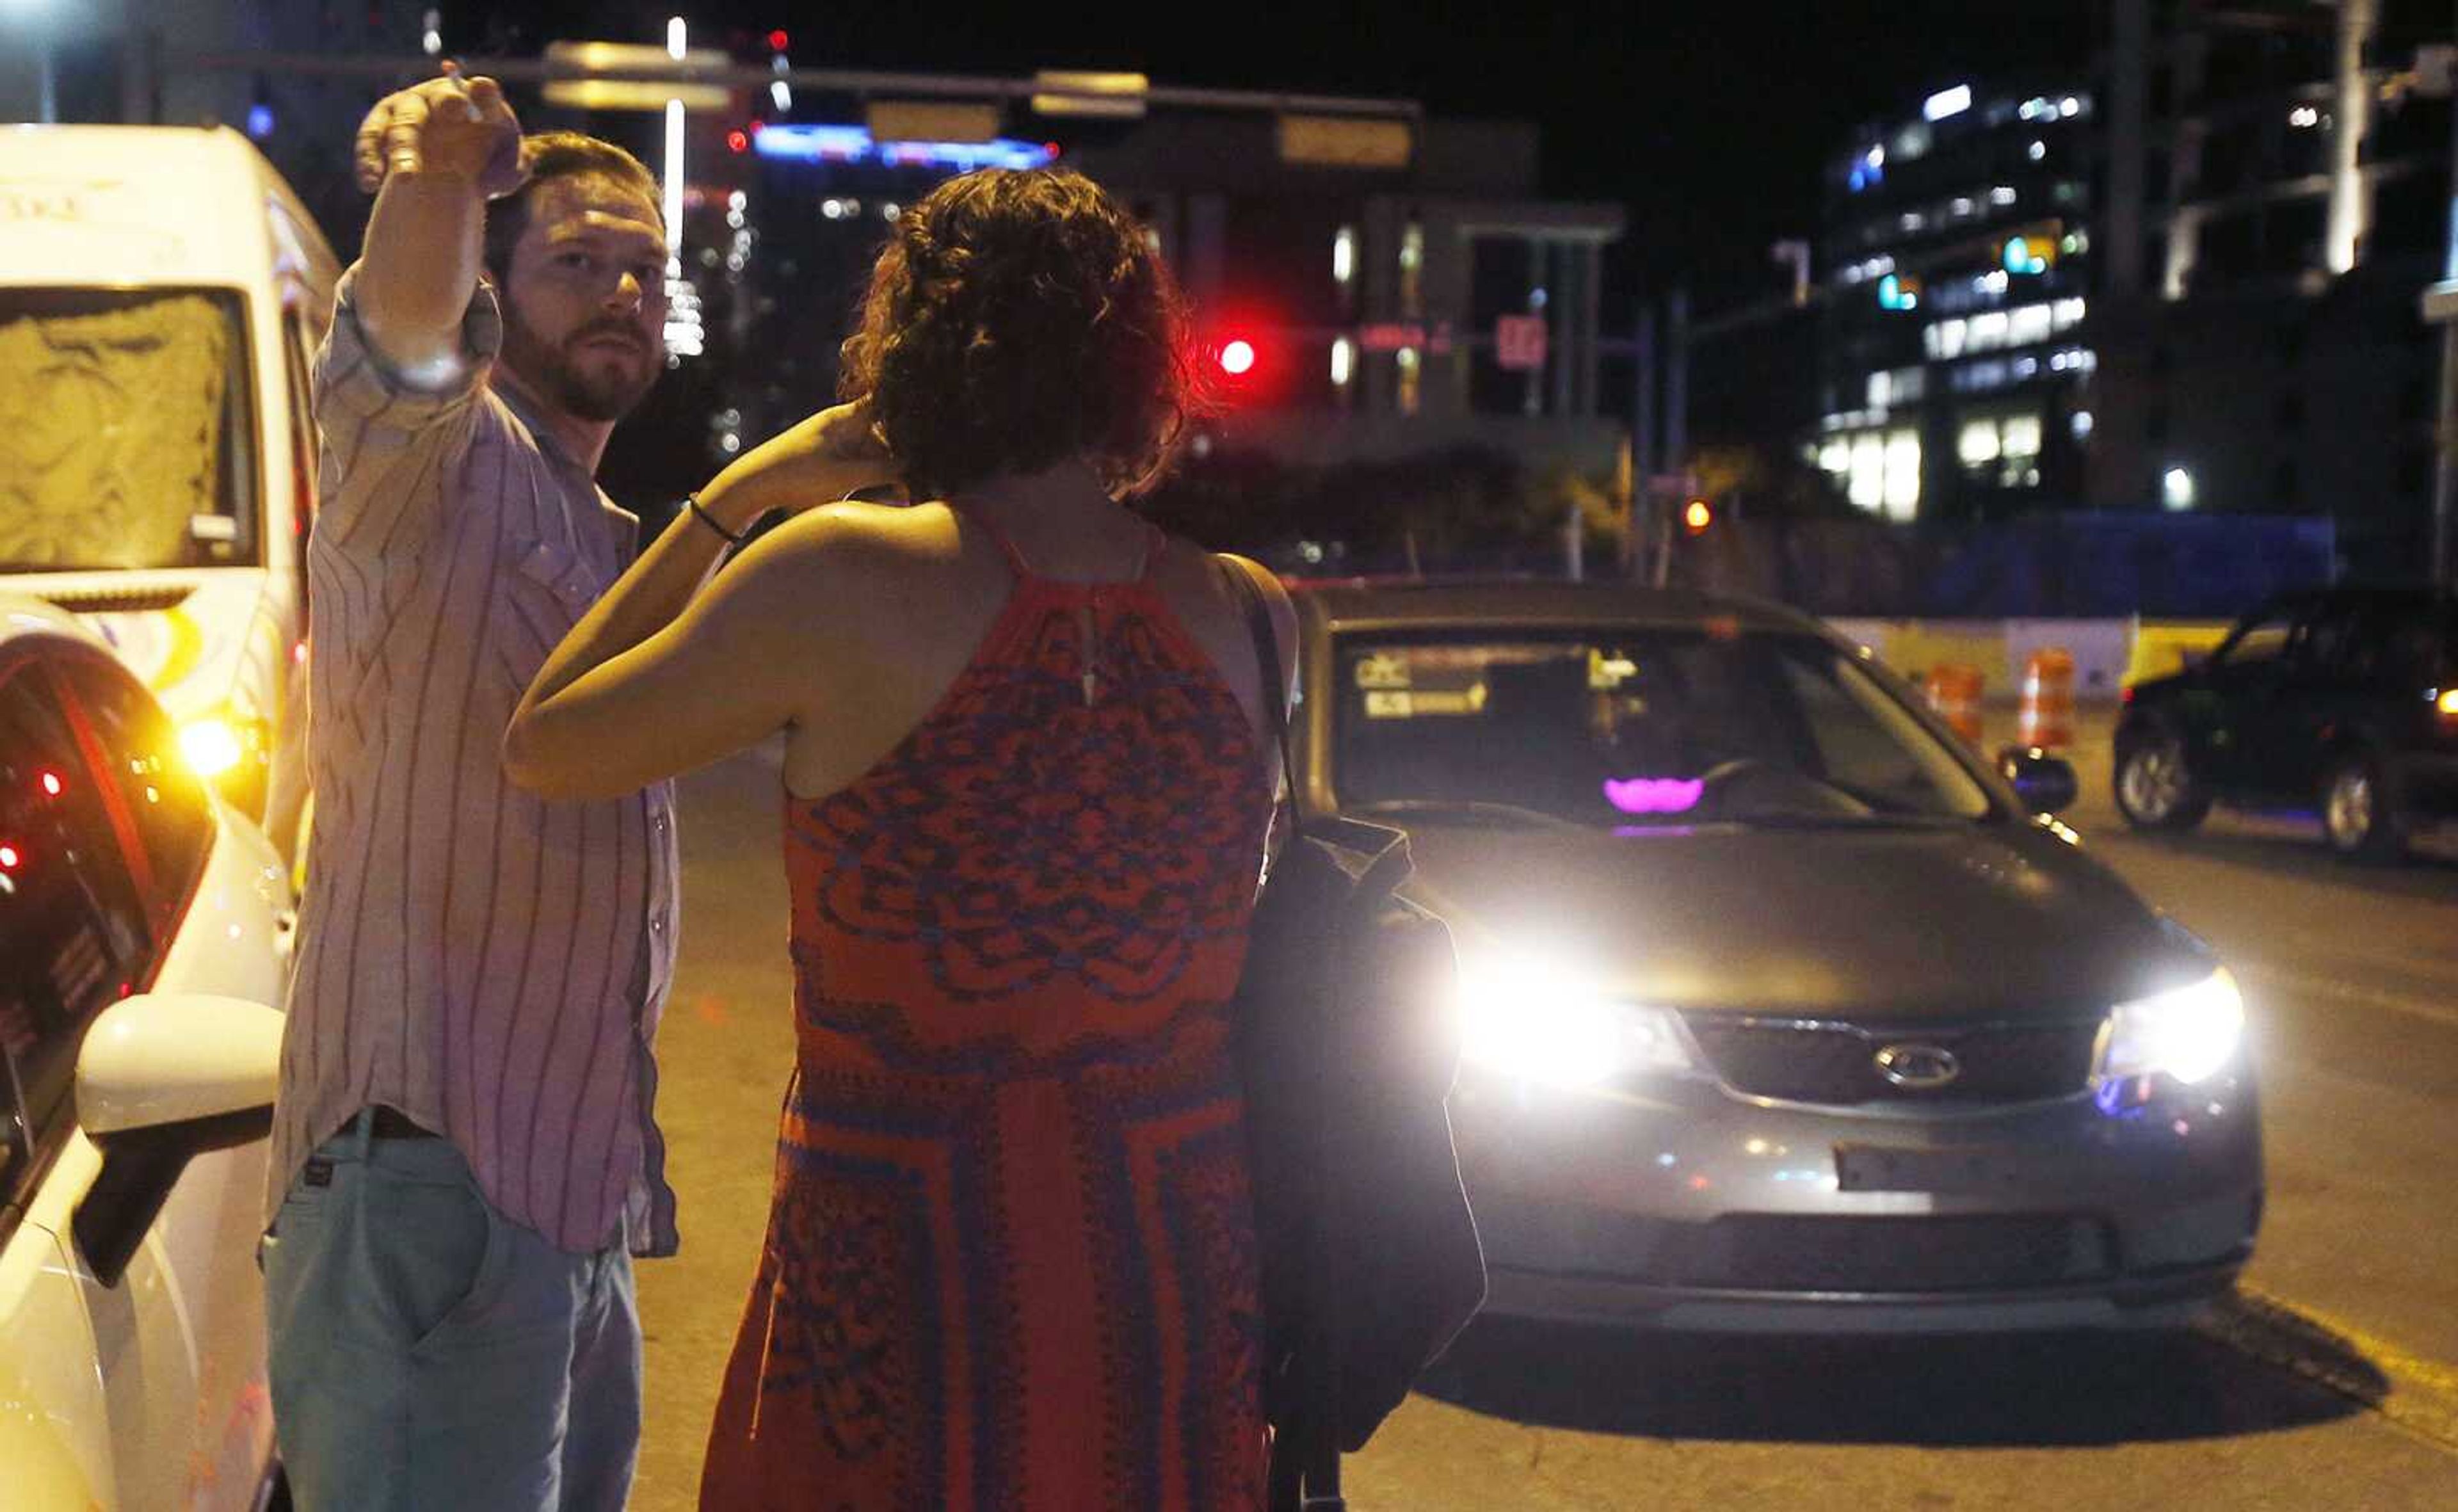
[[1603, 776, 1705, 815]]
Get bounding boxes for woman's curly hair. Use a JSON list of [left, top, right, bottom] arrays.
[[839, 168, 1205, 498]]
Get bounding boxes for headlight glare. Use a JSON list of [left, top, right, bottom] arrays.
[[2100, 967, 2245, 1086], [1458, 952, 1696, 1087], [177, 711, 271, 782], [178, 717, 246, 778]]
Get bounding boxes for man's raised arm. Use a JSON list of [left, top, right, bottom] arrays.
[[351, 67, 524, 376]]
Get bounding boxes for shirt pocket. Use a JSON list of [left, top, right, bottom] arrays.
[[497, 533, 603, 695]]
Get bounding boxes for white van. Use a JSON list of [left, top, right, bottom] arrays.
[[0, 124, 339, 862]]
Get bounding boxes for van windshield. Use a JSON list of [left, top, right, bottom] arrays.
[[0, 287, 257, 572]]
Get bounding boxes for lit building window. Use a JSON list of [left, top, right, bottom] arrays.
[[1849, 433, 1886, 510], [1923, 84, 1973, 122], [1970, 310, 2011, 348], [2052, 297, 2087, 330], [2028, 139, 2047, 161], [2071, 410, 2094, 439], [1957, 358, 2012, 392], [1397, 345, 1422, 415], [1334, 225, 1357, 286], [2001, 415, 2043, 460], [1899, 211, 1927, 234], [1820, 439, 1852, 477], [1883, 430, 1922, 520], [1989, 186, 2018, 207], [1925, 318, 1970, 360], [1399, 222, 1425, 318], [2009, 304, 2053, 346], [1331, 337, 1354, 387], [1959, 419, 2002, 465]]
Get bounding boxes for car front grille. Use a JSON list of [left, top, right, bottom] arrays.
[[1680, 1016, 2105, 1107], [1664, 1214, 2116, 1293]]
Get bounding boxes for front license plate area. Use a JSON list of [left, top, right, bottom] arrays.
[[1833, 1143, 2040, 1194]]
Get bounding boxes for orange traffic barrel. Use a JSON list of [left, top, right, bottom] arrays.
[[2019, 647, 2076, 750], [1924, 664, 1986, 746]]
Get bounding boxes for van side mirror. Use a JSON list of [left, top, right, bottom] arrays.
[[72, 994, 283, 1287], [1998, 746, 2080, 816]]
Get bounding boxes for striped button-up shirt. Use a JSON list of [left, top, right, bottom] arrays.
[[270, 269, 679, 1257]]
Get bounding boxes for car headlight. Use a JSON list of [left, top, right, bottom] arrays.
[[1458, 951, 1698, 1088], [178, 712, 270, 780], [2099, 967, 2245, 1086]]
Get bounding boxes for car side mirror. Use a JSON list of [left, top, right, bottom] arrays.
[[72, 994, 283, 1288], [1998, 746, 2080, 816]]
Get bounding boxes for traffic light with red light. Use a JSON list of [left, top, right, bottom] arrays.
[[1204, 326, 1280, 404]]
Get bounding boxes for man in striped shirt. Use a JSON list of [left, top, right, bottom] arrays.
[[259, 71, 760, 1511]]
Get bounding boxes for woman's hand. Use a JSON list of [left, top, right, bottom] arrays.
[[699, 400, 899, 534]]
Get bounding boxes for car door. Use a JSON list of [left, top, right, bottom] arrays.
[[2183, 600, 2307, 796], [46, 647, 282, 1511], [2235, 598, 2364, 801], [0, 656, 173, 1511]]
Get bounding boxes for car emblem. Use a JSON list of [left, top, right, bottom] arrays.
[[1874, 1043, 1961, 1089]]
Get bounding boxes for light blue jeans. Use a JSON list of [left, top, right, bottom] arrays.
[[261, 1110, 640, 1512]]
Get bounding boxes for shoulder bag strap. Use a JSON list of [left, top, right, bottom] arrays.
[[1217, 556, 1304, 823]]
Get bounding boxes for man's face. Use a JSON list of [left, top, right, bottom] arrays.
[[498, 175, 669, 423]]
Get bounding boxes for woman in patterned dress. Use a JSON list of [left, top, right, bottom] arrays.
[[504, 167, 1297, 1509]]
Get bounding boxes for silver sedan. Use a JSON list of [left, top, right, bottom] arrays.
[[1289, 580, 2263, 1333]]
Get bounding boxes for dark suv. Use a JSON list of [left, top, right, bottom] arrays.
[[2114, 588, 2458, 861]]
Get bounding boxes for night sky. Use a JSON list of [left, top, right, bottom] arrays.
[[448, 1, 2103, 305]]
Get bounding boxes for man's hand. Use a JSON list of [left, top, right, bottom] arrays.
[[353, 63, 524, 198], [699, 401, 901, 533]]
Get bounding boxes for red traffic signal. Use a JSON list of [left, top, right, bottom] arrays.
[[1200, 318, 1284, 405], [767, 29, 790, 51]]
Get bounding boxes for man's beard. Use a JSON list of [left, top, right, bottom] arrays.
[[501, 294, 659, 424]]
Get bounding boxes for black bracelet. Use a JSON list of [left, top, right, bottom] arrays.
[[685, 494, 743, 545]]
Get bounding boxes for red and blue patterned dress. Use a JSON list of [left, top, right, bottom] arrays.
[[700, 520, 1274, 1510]]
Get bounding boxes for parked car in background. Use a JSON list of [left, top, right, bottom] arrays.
[[2114, 587, 2458, 862], [0, 595, 293, 1509], [0, 124, 341, 866], [1289, 579, 2263, 1333]]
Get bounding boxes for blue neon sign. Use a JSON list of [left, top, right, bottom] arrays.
[[751, 124, 1058, 173]]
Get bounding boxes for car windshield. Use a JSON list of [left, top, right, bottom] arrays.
[[0, 287, 257, 572], [1330, 627, 1995, 829]]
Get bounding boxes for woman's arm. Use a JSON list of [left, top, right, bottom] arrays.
[[502, 403, 890, 798]]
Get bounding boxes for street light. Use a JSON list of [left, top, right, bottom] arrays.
[[663, 17, 686, 264]]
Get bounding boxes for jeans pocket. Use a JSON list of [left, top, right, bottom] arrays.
[[361, 1164, 503, 1353]]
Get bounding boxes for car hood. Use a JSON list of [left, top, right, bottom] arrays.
[[1397, 819, 2211, 1023]]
